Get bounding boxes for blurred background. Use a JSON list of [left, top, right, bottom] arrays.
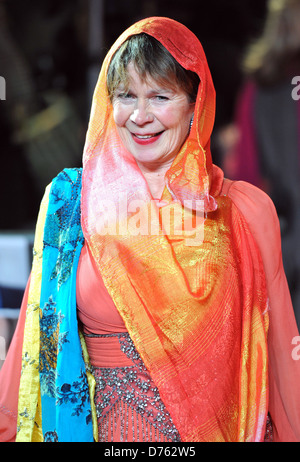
[[1, 0, 300, 363]]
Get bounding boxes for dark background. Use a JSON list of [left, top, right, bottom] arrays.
[[0, 0, 268, 230]]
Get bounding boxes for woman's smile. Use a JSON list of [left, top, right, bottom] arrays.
[[131, 131, 164, 145]]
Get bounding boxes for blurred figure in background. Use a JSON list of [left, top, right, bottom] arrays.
[[222, 0, 300, 325], [0, 1, 86, 229]]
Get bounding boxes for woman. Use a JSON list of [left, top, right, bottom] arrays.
[[1, 17, 300, 442]]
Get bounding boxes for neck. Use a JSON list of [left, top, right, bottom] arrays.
[[137, 160, 172, 199]]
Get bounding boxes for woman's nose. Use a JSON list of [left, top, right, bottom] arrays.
[[130, 99, 153, 125]]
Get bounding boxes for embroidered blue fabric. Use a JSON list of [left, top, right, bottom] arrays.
[[38, 168, 94, 442]]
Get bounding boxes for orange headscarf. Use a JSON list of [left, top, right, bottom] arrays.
[[81, 17, 269, 441]]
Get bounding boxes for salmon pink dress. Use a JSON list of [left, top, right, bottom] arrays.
[[76, 242, 180, 442]]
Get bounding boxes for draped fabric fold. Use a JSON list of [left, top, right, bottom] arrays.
[[81, 17, 269, 441]]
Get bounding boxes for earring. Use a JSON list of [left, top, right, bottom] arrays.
[[189, 114, 194, 131]]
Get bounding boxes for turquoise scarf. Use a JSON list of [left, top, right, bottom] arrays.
[[17, 168, 95, 442]]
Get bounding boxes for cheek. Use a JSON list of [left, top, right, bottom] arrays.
[[166, 115, 190, 141], [158, 107, 179, 127], [161, 105, 192, 131], [112, 103, 129, 127]]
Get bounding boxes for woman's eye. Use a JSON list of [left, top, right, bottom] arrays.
[[153, 95, 169, 101], [117, 93, 135, 100]]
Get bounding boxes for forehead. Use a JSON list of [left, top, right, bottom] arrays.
[[118, 62, 180, 92]]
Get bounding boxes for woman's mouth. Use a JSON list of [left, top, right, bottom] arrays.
[[132, 131, 164, 145]]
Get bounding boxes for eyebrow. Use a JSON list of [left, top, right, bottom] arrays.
[[116, 87, 175, 96], [150, 88, 174, 95]]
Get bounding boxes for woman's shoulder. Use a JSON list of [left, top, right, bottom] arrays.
[[38, 168, 83, 221], [222, 178, 278, 227], [223, 178, 282, 278], [52, 167, 83, 185], [46, 168, 83, 199]]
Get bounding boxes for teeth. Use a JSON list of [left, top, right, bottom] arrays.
[[135, 134, 155, 139]]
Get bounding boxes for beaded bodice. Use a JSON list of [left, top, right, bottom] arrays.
[[86, 332, 181, 442]]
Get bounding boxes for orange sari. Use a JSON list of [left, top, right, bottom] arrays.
[[81, 17, 269, 441]]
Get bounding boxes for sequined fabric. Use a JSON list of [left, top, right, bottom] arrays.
[[89, 333, 180, 442], [264, 415, 273, 442]]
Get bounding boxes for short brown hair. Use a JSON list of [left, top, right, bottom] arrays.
[[106, 33, 199, 102]]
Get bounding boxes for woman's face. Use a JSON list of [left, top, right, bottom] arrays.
[[112, 62, 195, 170]]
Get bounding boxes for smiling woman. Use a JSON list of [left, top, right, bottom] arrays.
[[1, 16, 300, 443]]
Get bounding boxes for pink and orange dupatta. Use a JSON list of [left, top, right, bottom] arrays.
[[81, 17, 269, 441]]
